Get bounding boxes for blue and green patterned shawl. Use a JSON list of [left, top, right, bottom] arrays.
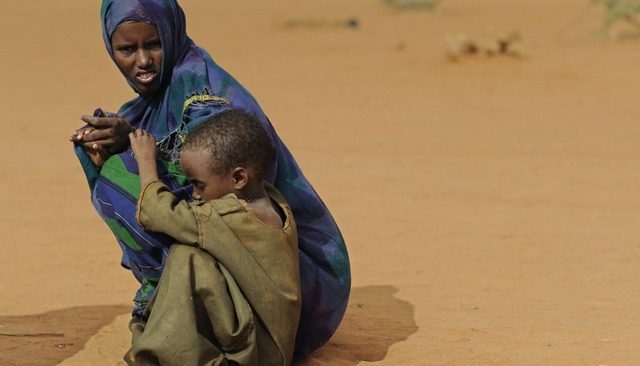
[[75, 0, 350, 356]]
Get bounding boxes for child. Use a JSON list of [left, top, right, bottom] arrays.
[[125, 109, 301, 366]]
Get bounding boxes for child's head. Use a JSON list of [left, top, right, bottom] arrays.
[[180, 109, 273, 201]]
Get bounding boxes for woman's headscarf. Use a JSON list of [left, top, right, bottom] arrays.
[[99, 0, 248, 143]]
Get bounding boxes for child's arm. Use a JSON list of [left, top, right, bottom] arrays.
[[136, 181, 201, 246], [129, 129, 159, 187], [129, 129, 200, 246]]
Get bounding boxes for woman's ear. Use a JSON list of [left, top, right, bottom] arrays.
[[231, 167, 248, 190]]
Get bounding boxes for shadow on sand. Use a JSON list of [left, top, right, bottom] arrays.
[[295, 285, 418, 365], [0, 287, 415, 366], [0, 304, 131, 366]]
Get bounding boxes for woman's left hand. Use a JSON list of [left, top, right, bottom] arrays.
[[84, 141, 112, 167], [73, 114, 135, 155]]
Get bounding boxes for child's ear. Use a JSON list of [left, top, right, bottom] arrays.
[[231, 167, 248, 189]]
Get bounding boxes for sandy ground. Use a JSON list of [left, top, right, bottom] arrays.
[[2, 0, 640, 365]]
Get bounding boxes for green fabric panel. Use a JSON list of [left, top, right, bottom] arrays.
[[160, 159, 189, 186], [140, 276, 160, 299], [104, 217, 143, 251], [101, 156, 141, 198]]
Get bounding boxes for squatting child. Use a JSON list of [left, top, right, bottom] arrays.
[[125, 109, 301, 366]]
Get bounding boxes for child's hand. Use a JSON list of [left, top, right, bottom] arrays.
[[129, 129, 157, 164], [129, 129, 160, 185]]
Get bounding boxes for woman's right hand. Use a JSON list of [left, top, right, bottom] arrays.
[[72, 113, 135, 155], [84, 140, 112, 167]]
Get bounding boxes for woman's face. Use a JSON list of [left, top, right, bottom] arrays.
[[110, 21, 163, 95]]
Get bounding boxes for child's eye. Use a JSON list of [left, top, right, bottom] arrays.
[[190, 182, 205, 191]]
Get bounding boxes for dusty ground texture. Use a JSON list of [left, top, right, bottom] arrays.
[[1, 0, 640, 365]]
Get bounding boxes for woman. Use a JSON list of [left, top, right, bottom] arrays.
[[71, 0, 350, 357]]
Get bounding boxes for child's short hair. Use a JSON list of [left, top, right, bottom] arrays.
[[182, 109, 274, 181]]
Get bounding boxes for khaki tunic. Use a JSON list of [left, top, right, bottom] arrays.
[[124, 180, 301, 366]]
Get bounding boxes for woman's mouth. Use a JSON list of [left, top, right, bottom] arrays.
[[136, 71, 158, 85]]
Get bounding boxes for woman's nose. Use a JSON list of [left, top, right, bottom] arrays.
[[135, 49, 152, 68]]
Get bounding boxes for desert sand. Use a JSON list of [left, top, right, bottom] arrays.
[[2, 0, 640, 365]]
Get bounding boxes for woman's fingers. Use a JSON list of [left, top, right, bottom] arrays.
[[81, 114, 117, 128], [79, 113, 133, 155], [77, 127, 113, 143], [70, 126, 95, 142], [84, 143, 112, 167]]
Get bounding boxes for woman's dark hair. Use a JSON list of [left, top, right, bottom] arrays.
[[182, 109, 274, 180]]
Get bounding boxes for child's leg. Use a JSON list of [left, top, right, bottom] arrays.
[[124, 245, 259, 366]]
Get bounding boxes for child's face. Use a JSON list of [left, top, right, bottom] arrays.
[[180, 149, 236, 201]]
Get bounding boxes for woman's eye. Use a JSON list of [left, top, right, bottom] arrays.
[[118, 46, 135, 54], [147, 42, 162, 50]]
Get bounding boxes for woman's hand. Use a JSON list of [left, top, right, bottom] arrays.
[[84, 141, 111, 167], [73, 113, 135, 155], [69, 127, 112, 167]]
